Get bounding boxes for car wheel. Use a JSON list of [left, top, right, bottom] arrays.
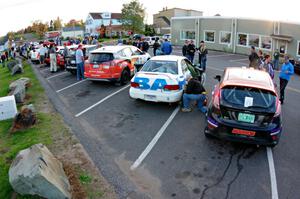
[[204, 126, 214, 139], [120, 70, 130, 85]]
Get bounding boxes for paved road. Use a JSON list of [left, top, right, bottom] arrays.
[[30, 48, 300, 199]]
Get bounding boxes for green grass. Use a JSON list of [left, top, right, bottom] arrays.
[[0, 60, 53, 199], [79, 172, 92, 185]]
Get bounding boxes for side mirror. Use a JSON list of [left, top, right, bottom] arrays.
[[214, 75, 221, 82]]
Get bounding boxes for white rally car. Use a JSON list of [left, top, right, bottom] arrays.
[[129, 55, 194, 103]]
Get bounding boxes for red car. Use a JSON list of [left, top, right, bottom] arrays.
[[84, 45, 151, 84]]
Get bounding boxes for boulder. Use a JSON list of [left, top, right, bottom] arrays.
[[11, 64, 24, 76], [7, 60, 18, 71], [9, 144, 71, 199], [10, 104, 36, 132], [9, 82, 25, 103], [9, 77, 31, 92]]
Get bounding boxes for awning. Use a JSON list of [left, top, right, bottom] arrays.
[[270, 34, 293, 42]]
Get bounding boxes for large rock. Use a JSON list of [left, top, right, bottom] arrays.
[[9, 82, 25, 103], [10, 104, 36, 132], [11, 64, 24, 76], [9, 77, 31, 92], [9, 144, 71, 199], [7, 60, 18, 71]]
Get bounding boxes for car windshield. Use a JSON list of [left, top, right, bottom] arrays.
[[141, 60, 178, 74], [89, 53, 114, 63], [221, 86, 276, 112]]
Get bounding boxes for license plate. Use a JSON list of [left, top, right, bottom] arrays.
[[144, 94, 156, 101], [238, 113, 255, 123], [232, 128, 256, 136], [93, 64, 99, 69]]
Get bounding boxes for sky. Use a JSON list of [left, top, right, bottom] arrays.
[[1, 0, 300, 36]]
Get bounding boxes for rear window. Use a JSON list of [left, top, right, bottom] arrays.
[[220, 86, 276, 112], [89, 53, 114, 63], [141, 60, 178, 74]]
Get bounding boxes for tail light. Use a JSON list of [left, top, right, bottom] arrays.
[[131, 82, 140, 88], [164, 85, 179, 91], [274, 98, 281, 117], [212, 88, 221, 115]]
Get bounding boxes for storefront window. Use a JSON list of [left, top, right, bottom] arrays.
[[204, 31, 215, 43], [238, 33, 247, 46], [297, 41, 300, 56], [249, 34, 259, 47], [220, 31, 231, 44], [260, 36, 272, 50], [180, 30, 195, 40]]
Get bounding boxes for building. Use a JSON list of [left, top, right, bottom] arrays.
[[85, 12, 124, 37], [171, 16, 300, 59], [153, 8, 203, 35], [61, 27, 84, 38]]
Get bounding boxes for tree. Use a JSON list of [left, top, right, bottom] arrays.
[[144, 24, 156, 36], [31, 20, 48, 39], [53, 17, 62, 31], [64, 19, 85, 28], [121, 0, 145, 34]]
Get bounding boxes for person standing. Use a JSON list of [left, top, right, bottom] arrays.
[[76, 44, 85, 81], [273, 49, 280, 70], [1, 52, 6, 67], [198, 41, 208, 71], [161, 39, 172, 55], [249, 46, 259, 68], [279, 56, 294, 104], [142, 39, 149, 52], [187, 40, 196, 63], [49, 44, 57, 73], [39, 45, 47, 65], [153, 38, 160, 56], [181, 76, 207, 113], [63, 43, 69, 67], [259, 54, 274, 80], [182, 40, 189, 57]]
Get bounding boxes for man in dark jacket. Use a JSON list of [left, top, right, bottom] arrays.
[[187, 40, 196, 63], [182, 77, 207, 113], [153, 38, 160, 56], [249, 46, 259, 68], [182, 40, 189, 57]]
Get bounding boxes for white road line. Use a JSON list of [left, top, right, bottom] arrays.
[[267, 147, 279, 199], [130, 106, 180, 170], [75, 84, 130, 117], [287, 86, 300, 94], [56, 79, 87, 93], [208, 54, 235, 58], [229, 58, 249, 62], [47, 71, 68, 80]]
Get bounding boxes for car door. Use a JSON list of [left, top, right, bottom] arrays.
[[180, 59, 192, 80], [130, 46, 149, 65]]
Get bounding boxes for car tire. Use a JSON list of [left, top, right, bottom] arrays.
[[120, 70, 130, 85], [204, 126, 214, 139]]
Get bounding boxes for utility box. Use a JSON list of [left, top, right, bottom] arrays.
[[0, 95, 18, 121]]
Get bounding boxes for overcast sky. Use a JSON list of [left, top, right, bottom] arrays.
[[0, 0, 299, 36]]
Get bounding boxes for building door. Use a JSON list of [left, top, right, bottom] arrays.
[[278, 40, 287, 55]]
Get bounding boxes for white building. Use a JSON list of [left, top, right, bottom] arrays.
[[61, 27, 84, 38], [85, 12, 123, 36]]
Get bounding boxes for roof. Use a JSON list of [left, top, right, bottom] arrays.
[[89, 12, 122, 20], [150, 55, 185, 62], [91, 45, 132, 53], [221, 67, 275, 92]]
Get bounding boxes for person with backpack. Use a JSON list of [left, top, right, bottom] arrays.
[[198, 41, 208, 71], [187, 40, 196, 63]]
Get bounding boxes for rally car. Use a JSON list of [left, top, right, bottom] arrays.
[[30, 46, 41, 64], [84, 45, 150, 84], [205, 67, 282, 147], [129, 55, 195, 103]]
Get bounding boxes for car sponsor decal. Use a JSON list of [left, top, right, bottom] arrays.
[[134, 77, 168, 90]]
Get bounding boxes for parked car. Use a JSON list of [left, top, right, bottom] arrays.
[[205, 67, 282, 147], [65, 45, 97, 74], [44, 46, 68, 69], [144, 36, 160, 46], [129, 55, 196, 103], [162, 34, 171, 40], [30, 46, 41, 64], [84, 45, 150, 84]]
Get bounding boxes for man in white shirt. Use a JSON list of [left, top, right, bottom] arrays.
[[39, 45, 47, 64], [75, 44, 84, 80]]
